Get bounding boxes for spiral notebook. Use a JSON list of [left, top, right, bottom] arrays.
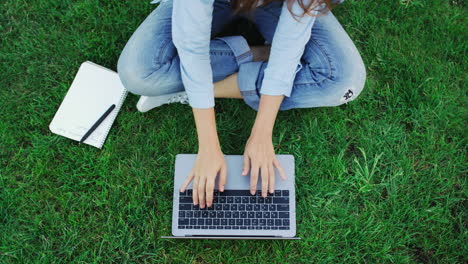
[[49, 61, 128, 149]]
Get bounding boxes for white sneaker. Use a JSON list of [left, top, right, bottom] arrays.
[[136, 91, 189, 112]]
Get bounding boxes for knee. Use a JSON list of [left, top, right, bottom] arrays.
[[332, 56, 367, 105], [117, 53, 149, 96], [117, 50, 173, 96]]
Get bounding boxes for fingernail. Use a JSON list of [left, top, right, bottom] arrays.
[[262, 192, 267, 198], [251, 190, 255, 195]]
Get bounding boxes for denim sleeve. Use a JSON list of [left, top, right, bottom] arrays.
[[259, 0, 317, 97], [171, 0, 215, 109]]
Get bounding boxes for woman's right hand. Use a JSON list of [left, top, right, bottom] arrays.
[[180, 146, 227, 208]]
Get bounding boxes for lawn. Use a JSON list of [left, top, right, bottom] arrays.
[[1, 0, 466, 263]]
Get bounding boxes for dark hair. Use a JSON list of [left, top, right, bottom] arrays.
[[231, 0, 336, 21]]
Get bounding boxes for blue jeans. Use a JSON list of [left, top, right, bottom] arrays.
[[117, 0, 366, 111]]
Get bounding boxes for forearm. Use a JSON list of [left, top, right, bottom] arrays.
[[192, 107, 221, 151], [251, 94, 284, 137]]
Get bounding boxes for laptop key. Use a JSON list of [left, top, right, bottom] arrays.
[[273, 197, 289, 204], [217, 211, 224, 218], [236, 219, 243, 225], [245, 219, 251, 225], [260, 219, 266, 226], [269, 205, 276, 211], [194, 226, 200, 229], [279, 212, 290, 218], [271, 212, 278, 218], [240, 212, 247, 218], [229, 219, 235, 225], [202, 211, 209, 218], [263, 212, 270, 218], [225, 226, 232, 230], [190, 219, 196, 225], [274, 190, 282, 196], [209, 226, 216, 229], [179, 211, 185, 218], [254, 204, 261, 211], [202, 226, 208, 229], [258, 197, 265, 204], [246, 204, 253, 211], [223, 204, 230, 210], [248, 212, 255, 218], [267, 219, 274, 226], [252, 219, 259, 226], [186, 211, 193, 218], [256, 212, 262, 218], [240, 226, 247, 230], [198, 219, 204, 225], [179, 204, 191, 210], [206, 219, 212, 225], [233, 226, 240, 230], [227, 197, 234, 203], [179, 197, 192, 203], [249, 197, 256, 203], [282, 190, 289, 196], [279, 227, 290, 230], [275, 219, 282, 226], [277, 205, 289, 211], [213, 219, 220, 225], [261, 205, 268, 211], [178, 219, 189, 225], [263, 227, 270, 230], [221, 219, 228, 226], [194, 211, 201, 218], [242, 197, 249, 203], [239, 204, 246, 211], [265, 197, 272, 203], [283, 219, 290, 226], [271, 227, 278, 230], [235, 197, 241, 203], [225, 212, 232, 218], [220, 197, 226, 203], [209, 211, 216, 218], [231, 204, 238, 211], [215, 204, 222, 210], [179, 226, 185, 229], [180, 191, 187, 196], [248, 226, 255, 230], [216, 226, 223, 229]]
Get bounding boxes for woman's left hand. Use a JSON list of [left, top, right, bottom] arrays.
[[242, 131, 287, 197]]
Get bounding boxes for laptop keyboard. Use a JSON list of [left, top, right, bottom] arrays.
[[178, 189, 290, 230]]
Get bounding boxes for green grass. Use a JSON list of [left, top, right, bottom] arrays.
[[1, 0, 466, 262]]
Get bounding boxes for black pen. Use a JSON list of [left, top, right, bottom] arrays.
[[79, 104, 116, 144]]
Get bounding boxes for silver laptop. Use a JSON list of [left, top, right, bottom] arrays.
[[161, 154, 299, 240]]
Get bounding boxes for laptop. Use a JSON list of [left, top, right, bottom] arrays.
[[161, 154, 299, 240]]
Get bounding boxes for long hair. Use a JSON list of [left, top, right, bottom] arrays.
[[231, 0, 336, 21]]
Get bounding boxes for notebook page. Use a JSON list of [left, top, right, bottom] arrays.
[[49, 62, 127, 148]]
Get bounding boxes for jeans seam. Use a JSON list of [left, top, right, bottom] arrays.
[[308, 37, 335, 80], [155, 38, 173, 67]]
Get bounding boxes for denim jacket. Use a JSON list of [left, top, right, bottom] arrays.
[[151, 0, 319, 108]]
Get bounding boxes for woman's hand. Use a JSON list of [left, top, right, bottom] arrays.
[[180, 147, 227, 209], [242, 131, 286, 197]]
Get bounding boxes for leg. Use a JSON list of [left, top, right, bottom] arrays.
[[237, 2, 366, 111], [117, 0, 252, 99]]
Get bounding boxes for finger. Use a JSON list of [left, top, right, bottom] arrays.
[[192, 175, 199, 206], [250, 165, 259, 195], [198, 176, 206, 209], [242, 155, 250, 176], [218, 164, 227, 192], [273, 159, 287, 180], [261, 165, 269, 198], [269, 164, 275, 194], [206, 178, 215, 207], [180, 169, 195, 192]]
